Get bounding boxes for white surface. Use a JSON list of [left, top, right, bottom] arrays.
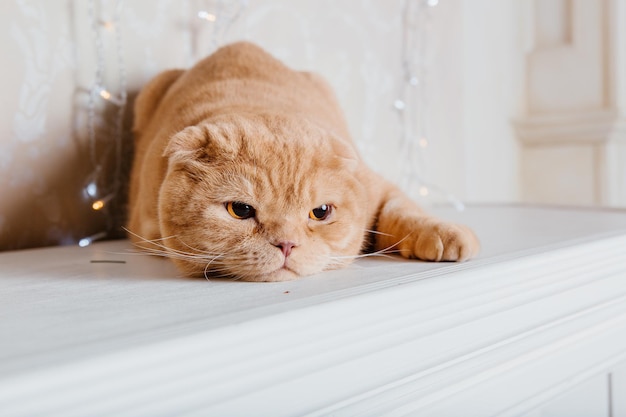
[[2, 204, 626, 415]]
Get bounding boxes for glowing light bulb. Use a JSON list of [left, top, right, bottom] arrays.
[[78, 232, 107, 248], [409, 76, 419, 86], [99, 89, 112, 100], [419, 138, 429, 148], [394, 99, 406, 110], [419, 186, 429, 196], [85, 182, 98, 198], [427, 0, 439, 6], [97, 88, 124, 106], [90, 193, 113, 211], [101, 20, 115, 30], [198, 10, 217, 21]]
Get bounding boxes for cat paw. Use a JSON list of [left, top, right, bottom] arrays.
[[400, 221, 479, 262]]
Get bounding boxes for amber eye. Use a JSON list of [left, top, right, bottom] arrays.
[[226, 202, 256, 219], [309, 204, 332, 221]]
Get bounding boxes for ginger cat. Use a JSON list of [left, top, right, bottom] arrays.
[[127, 42, 479, 282]]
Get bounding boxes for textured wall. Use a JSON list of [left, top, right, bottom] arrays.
[[1, 0, 520, 251], [0, 0, 416, 251]]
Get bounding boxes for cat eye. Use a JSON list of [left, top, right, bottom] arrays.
[[309, 204, 332, 221], [226, 202, 256, 219]]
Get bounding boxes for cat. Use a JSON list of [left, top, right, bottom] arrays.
[[127, 41, 479, 282]]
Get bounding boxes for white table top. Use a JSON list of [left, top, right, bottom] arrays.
[[3, 204, 626, 416], [2, 204, 626, 378]]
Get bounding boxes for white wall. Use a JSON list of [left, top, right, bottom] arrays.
[[0, 0, 527, 250], [461, 0, 524, 204], [235, 0, 525, 206]]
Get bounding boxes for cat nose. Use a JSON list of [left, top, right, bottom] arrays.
[[274, 241, 297, 258]]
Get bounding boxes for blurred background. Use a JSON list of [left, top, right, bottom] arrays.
[[1, 0, 624, 251]]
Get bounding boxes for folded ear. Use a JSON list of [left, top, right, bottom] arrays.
[[330, 136, 359, 171], [163, 123, 239, 165]]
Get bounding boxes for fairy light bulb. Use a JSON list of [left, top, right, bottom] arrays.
[[419, 186, 429, 196], [99, 88, 112, 100], [90, 193, 114, 211], [100, 20, 115, 30], [394, 99, 406, 110], [97, 87, 124, 106], [198, 10, 217, 21], [79, 232, 107, 247], [427, 0, 439, 6], [419, 138, 429, 148], [84, 181, 98, 199]]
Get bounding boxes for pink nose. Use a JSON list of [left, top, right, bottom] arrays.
[[275, 241, 296, 258]]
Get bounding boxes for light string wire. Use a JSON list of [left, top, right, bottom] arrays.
[[196, 0, 249, 61], [81, 0, 127, 247], [80, 0, 248, 247], [112, 0, 127, 201], [396, 0, 465, 211]]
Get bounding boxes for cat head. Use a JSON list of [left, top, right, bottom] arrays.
[[158, 113, 369, 281]]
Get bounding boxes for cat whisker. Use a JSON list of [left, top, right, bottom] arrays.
[[201, 253, 233, 282], [327, 234, 409, 264], [330, 250, 401, 261], [133, 242, 200, 258], [124, 228, 232, 266], [364, 228, 395, 237], [122, 227, 177, 245]]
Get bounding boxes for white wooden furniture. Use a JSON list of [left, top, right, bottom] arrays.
[[1, 205, 626, 416], [515, 0, 626, 207]]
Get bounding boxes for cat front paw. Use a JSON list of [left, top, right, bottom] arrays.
[[400, 221, 479, 262]]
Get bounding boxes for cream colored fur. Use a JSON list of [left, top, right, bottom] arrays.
[[128, 42, 479, 281]]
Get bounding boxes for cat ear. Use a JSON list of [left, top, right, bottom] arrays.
[[330, 137, 359, 171], [163, 123, 238, 164], [163, 126, 206, 163]]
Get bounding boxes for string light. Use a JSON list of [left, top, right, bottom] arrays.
[[80, 0, 127, 247], [395, 0, 464, 210], [79, 232, 107, 248], [393, 99, 406, 111], [190, 0, 249, 62], [100, 20, 115, 30], [98, 87, 125, 106], [91, 194, 114, 211], [77, 0, 248, 248], [98, 88, 111, 100], [84, 180, 98, 199], [92, 200, 105, 211], [198, 10, 217, 22]]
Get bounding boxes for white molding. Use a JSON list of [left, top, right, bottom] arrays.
[[514, 109, 626, 146]]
